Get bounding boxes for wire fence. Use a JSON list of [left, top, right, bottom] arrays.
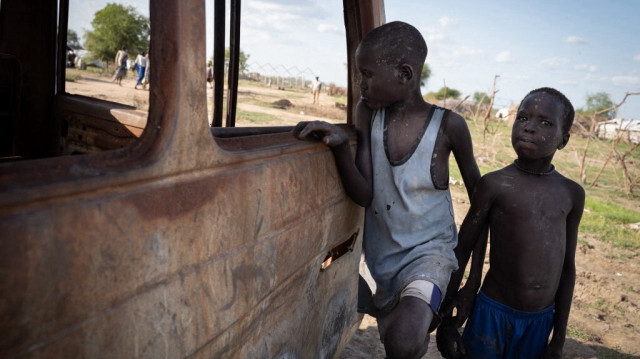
[[242, 62, 317, 90]]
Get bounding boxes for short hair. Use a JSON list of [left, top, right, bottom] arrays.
[[359, 21, 427, 71], [520, 87, 575, 133]]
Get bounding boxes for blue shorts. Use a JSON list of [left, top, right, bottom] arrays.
[[462, 291, 554, 359]]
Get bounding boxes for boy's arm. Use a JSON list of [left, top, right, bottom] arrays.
[[454, 227, 488, 326], [350, 101, 374, 204], [441, 176, 493, 315], [446, 112, 480, 197], [294, 101, 373, 206], [544, 184, 585, 358], [437, 177, 492, 358], [443, 111, 488, 323]]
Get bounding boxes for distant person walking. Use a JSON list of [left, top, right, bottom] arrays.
[[134, 51, 147, 89], [142, 54, 150, 90], [312, 76, 322, 104], [112, 46, 128, 86], [206, 61, 214, 88]]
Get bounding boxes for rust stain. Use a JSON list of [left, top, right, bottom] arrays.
[[128, 175, 227, 221]]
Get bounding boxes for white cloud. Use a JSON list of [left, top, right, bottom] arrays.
[[559, 79, 578, 85], [634, 54, 640, 62], [317, 23, 340, 33], [247, 1, 283, 12], [419, 25, 445, 43], [612, 75, 640, 86], [583, 73, 609, 82], [429, 55, 460, 69], [540, 57, 570, 69], [247, 0, 326, 17], [244, 1, 330, 30], [243, 9, 299, 31], [563, 35, 588, 45], [574, 64, 598, 72], [426, 31, 445, 43], [495, 50, 512, 63], [438, 16, 458, 27], [449, 46, 484, 59], [243, 27, 272, 42]]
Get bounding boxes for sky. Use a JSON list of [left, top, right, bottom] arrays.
[[69, 0, 640, 118]]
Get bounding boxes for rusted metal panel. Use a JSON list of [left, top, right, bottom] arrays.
[[0, 0, 382, 357], [0, 146, 363, 357], [55, 96, 146, 154]]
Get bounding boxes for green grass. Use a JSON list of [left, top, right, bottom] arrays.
[[614, 305, 626, 313], [236, 109, 281, 124], [84, 66, 109, 75], [580, 197, 640, 249], [567, 326, 592, 341], [593, 297, 606, 310], [625, 286, 635, 293], [65, 68, 82, 82]]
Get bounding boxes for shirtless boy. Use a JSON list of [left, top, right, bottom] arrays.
[[295, 21, 481, 358], [437, 87, 585, 359]]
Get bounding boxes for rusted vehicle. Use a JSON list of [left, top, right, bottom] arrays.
[[0, 0, 384, 357]]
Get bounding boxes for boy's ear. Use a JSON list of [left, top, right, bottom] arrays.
[[397, 64, 414, 83], [558, 133, 570, 150]]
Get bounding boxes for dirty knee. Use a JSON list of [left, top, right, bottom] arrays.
[[384, 329, 429, 359]]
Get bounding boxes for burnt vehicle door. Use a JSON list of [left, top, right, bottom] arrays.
[[0, 0, 384, 358]]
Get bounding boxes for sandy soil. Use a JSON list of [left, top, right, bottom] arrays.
[[66, 72, 640, 358]]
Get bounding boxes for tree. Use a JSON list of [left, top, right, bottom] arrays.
[[84, 3, 149, 63], [420, 64, 431, 88], [585, 92, 615, 118], [473, 91, 490, 106], [209, 49, 250, 75], [224, 48, 250, 74], [433, 86, 460, 100], [67, 29, 83, 50]]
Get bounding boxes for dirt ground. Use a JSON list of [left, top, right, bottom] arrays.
[[66, 73, 640, 358], [66, 71, 347, 126]]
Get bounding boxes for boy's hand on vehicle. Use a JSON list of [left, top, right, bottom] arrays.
[[436, 317, 465, 359], [454, 284, 477, 327], [294, 121, 348, 147]]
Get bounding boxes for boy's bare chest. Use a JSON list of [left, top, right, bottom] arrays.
[[489, 185, 571, 266], [491, 183, 572, 224], [384, 117, 446, 163]]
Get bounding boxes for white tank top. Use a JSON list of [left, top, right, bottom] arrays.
[[363, 106, 458, 311]]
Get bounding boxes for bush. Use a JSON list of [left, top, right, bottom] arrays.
[[327, 83, 346, 97]]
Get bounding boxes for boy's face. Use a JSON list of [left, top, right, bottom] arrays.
[[511, 92, 569, 161], [355, 45, 406, 109]]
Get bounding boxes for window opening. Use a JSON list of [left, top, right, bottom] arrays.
[[208, 0, 348, 129], [65, 0, 150, 110]]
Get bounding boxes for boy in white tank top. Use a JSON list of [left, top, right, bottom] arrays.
[[295, 21, 482, 358]]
